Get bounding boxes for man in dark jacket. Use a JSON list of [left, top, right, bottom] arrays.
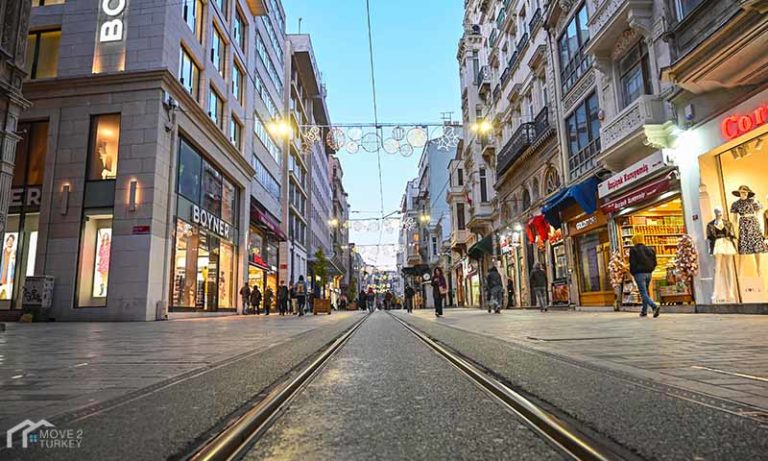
[[278, 281, 289, 316], [263, 287, 273, 315], [239, 284, 251, 314], [250, 285, 262, 315], [530, 263, 548, 312], [629, 234, 660, 317], [404, 285, 415, 313], [486, 266, 503, 313]]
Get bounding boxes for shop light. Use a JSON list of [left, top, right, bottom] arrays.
[[60, 184, 70, 215], [128, 179, 138, 212]]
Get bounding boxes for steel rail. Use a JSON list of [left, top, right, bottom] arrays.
[[388, 313, 614, 461], [187, 313, 370, 461]]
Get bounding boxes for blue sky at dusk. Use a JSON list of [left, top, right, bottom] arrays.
[[282, 0, 464, 268]]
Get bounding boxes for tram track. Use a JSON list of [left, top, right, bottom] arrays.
[[185, 311, 620, 461]]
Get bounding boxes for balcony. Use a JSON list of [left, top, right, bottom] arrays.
[[586, 0, 653, 58], [476, 65, 491, 93], [481, 135, 496, 162], [528, 8, 543, 33], [496, 122, 535, 177], [500, 66, 511, 85], [532, 106, 553, 143], [516, 32, 529, 55], [598, 94, 667, 170], [496, 8, 506, 30], [492, 84, 501, 102], [569, 138, 602, 181], [451, 229, 470, 250], [489, 29, 499, 48]]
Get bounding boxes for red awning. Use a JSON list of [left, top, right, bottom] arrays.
[[601, 176, 672, 214], [250, 205, 287, 241]]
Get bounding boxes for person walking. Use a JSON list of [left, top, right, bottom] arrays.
[[358, 289, 367, 312], [239, 283, 251, 315], [278, 281, 289, 316], [250, 284, 262, 315], [384, 291, 393, 310], [530, 263, 548, 312], [629, 234, 660, 317], [263, 286, 273, 316], [404, 284, 415, 313], [506, 277, 515, 309], [431, 267, 447, 317], [295, 276, 307, 316], [366, 288, 375, 313], [486, 266, 504, 314]]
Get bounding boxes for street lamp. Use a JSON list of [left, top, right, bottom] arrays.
[[328, 218, 339, 228], [419, 213, 431, 224], [470, 119, 493, 135], [266, 119, 294, 139]]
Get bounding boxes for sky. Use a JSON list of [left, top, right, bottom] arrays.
[[282, 0, 464, 269]]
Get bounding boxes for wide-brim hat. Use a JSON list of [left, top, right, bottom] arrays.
[[732, 185, 755, 198]]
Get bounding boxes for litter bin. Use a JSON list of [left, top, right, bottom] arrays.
[[22, 276, 55, 321]]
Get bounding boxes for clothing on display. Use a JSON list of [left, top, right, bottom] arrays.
[[730, 187, 768, 255], [706, 219, 737, 255]]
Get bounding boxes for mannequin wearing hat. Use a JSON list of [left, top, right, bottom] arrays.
[[730, 185, 767, 277], [707, 207, 738, 303]]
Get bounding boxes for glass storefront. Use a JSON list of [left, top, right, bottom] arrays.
[[171, 137, 239, 312], [568, 209, 613, 306]]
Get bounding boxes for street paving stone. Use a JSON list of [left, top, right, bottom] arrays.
[[395, 309, 768, 460], [245, 312, 562, 461], [401, 309, 768, 411], [0, 313, 358, 429]]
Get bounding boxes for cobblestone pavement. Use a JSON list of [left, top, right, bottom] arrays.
[[404, 308, 768, 411], [0, 312, 360, 428]]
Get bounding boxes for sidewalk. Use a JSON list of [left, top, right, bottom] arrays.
[[403, 309, 768, 411], [0, 312, 358, 428]]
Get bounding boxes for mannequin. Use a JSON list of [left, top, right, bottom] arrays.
[[707, 207, 738, 303], [730, 185, 766, 277]]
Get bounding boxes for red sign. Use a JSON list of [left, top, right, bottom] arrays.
[[132, 225, 150, 235], [601, 177, 671, 214], [721, 103, 768, 140]]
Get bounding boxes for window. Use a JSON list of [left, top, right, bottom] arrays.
[[25, 30, 61, 80], [233, 9, 246, 51], [182, 0, 203, 41], [211, 26, 225, 77], [479, 168, 489, 203], [232, 62, 244, 105], [675, 0, 705, 20], [221, 178, 236, 224], [202, 161, 222, 216], [76, 210, 113, 307], [32, 0, 66, 5], [261, 16, 284, 64], [432, 236, 438, 256], [531, 178, 540, 202], [619, 42, 651, 108], [87, 114, 121, 181], [254, 72, 280, 118], [208, 87, 223, 128], [545, 167, 561, 194], [256, 34, 284, 95], [565, 92, 601, 179], [254, 113, 282, 164], [213, 0, 227, 16], [252, 155, 281, 202], [522, 189, 531, 210], [178, 139, 202, 202], [457, 168, 464, 186], [14, 121, 48, 187], [179, 48, 200, 99], [456, 203, 466, 230], [230, 116, 242, 149], [558, 3, 591, 93]]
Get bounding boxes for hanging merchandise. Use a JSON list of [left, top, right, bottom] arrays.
[[674, 234, 699, 283]]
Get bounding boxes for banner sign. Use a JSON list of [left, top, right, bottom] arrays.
[[598, 151, 666, 198], [601, 177, 671, 214]]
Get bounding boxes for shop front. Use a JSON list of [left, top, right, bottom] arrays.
[[599, 152, 692, 306], [467, 235, 492, 307], [564, 208, 613, 306], [679, 90, 768, 305], [171, 138, 240, 313], [461, 257, 481, 307], [248, 204, 284, 312]]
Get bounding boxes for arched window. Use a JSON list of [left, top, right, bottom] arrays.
[[545, 167, 561, 194], [522, 188, 532, 210], [531, 178, 540, 202], [512, 193, 519, 215]]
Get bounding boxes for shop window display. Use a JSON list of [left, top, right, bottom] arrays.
[[0, 233, 18, 301], [77, 210, 113, 307], [87, 114, 121, 181], [576, 231, 611, 294]]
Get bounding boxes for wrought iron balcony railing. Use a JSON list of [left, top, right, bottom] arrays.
[[496, 122, 535, 176]]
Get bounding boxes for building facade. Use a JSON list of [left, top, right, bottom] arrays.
[[5, 0, 300, 320], [329, 154, 350, 303]]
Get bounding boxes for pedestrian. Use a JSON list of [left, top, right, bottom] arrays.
[[366, 287, 375, 313], [239, 283, 251, 315], [384, 291, 393, 310], [530, 263, 548, 312], [250, 284, 262, 315], [507, 277, 515, 309], [486, 266, 503, 314], [278, 280, 289, 316], [358, 289, 367, 312], [629, 234, 660, 317], [264, 286, 273, 316], [295, 275, 307, 316], [404, 284, 415, 313], [431, 267, 447, 317]]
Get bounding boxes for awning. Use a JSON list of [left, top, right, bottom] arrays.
[[250, 204, 287, 241], [542, 176, 600, 228], [467, 235, 493, 260], [601, 175, 674, 214]]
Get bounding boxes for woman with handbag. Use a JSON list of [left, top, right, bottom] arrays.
[[431, 267, 447, 317]]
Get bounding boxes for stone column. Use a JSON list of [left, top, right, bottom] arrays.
[[0, 0, 32, 235]]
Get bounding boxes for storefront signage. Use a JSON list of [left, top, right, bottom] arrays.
[[191, 205, 231, 240], [10, 187, 41, 209], [132, 225, 150, 235], [601, 177, 671, 214], [99, 0, 128, 42], [721, 103, 768, 141], [575, 215, 597, 231], [598, 152, 666, 198]]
